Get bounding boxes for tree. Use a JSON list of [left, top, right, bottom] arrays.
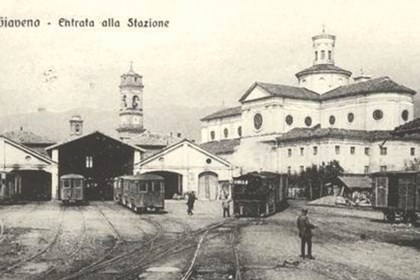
[[299, 160, 344, 200]]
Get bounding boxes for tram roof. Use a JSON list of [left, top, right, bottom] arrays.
[[118, 174, 164, 181], [60, 174, 85, 179], [234, 171, 282, 180]]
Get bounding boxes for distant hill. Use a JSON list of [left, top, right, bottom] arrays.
[[0, 105, 222, 144]]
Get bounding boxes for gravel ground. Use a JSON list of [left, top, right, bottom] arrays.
[[0, 199, 419, 280]]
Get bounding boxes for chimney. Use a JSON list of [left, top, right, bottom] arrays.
[[69, 115, 83, 137], [353, 68, 371, 83]]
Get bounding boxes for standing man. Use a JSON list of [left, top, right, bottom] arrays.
[[297, 209, 315, 259], [186, 191, 197, 215], [222, 197, 231, 218]]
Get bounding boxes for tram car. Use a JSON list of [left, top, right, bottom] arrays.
[[60, 174, 86, 204], [114, 174, 165, 213], [0, 172, 18, 204], [232, 172, 288, 217], [371, 171, 420, 223]]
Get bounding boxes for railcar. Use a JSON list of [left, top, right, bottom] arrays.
[[114, 174, 165, 213], [232, 172, 288, 217], [0, 172, 18, 204], [371, 171, 420, 223], [60, 174, 85, 204]]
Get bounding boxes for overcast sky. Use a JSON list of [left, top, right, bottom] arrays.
[[1, 0, 420, 115]]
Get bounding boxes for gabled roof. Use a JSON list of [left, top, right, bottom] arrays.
[[295, 64, 352, 78], [2, 130, 55, 145], [126, 130, 182, 147], [45, 131, 145, 152], [239, 82, 319, 103], [276, 127, 420, 143], [321, 76, 416, 100], [138, 139, 231, 167], [199, 139, 240, 155], [0, 135, 56, 164], [200, 106, 242, 121]]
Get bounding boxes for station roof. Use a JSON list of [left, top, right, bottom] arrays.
[[337, 175, 371, 190], [2, 130, 55, 145]]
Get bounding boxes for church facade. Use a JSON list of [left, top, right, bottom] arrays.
[[201, 30, 420, 175]]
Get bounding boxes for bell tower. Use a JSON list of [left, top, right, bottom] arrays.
[[116, 62, 145, 139]]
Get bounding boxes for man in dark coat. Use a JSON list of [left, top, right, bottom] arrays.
[[297, 209, 315, 259], [186, 191, 196, 215]]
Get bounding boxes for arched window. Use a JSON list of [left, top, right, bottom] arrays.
[[321, 50, 325, 59], [305, 116, 312, 127], [210, 131, 215, 141], [254, 113, 263, 130], [402, 110, 409, 121], [328, 50, 332, 60], [223, 128, 229, 138], [132, 96, 139, 109], [347, 112, 354, 123], [237, 126, 242, 137], [315, 51, 318, 60], [75, 124, 80, 133]]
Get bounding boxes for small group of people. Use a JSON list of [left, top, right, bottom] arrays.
[[185, 191, 232, 218]]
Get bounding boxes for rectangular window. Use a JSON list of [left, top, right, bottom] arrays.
[[380, 165, 387, 172], [365, 147, 370, 156], [321, 50, 325, 59], [300, 165, 304, 173], [300, 147, 304, 156], [154, 182, 161, 192], [139, 183, 147, 192], [350, 146, 355, 155], [287, 148, 292, 157], [411, 147, 415, 156], [364, 166, 370, 174], [287, 166, 291, 174], [313, 146, 318, 155], [86, 156, 93, 168], [380, 147, 387, 155], [335, 145, 340, 155]]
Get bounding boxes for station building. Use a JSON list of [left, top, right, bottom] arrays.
[[200, 29, 420, 176]]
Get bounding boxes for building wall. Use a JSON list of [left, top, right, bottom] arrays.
[[201, 114, 242, 143], [277, 139, 420, 174]]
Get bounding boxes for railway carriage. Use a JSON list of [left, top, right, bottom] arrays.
[[60, 174, 86, 204], [371, 171, 420, 223], [114, 174, 165, 213], [0, 172, 18, 204], [232, 172, 288, 217]]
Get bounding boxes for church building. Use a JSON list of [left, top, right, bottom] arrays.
[[200, 29, 420, 175]]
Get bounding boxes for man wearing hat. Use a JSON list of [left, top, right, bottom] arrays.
[[297, 209, 316, 259]]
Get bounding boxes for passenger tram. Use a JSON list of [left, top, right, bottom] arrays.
[[371, 171, 420, 223], [60, 174, 86, 204], [0, 172, 19, 204], [113, 174, 165, 213], [232, 172, 288, 217]]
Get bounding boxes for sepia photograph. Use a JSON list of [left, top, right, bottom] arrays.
[[0, 0, 419, 279]]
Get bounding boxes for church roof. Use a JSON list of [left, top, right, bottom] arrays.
[[392, 118, 420, 136], [276, 127, 420, 143], [126, 130, 182, 147], [238, 82, 320, 103], [2, 130, 55, 145], [295, 64, 352, 78], [200, 106, 242, 121], [321, 76, 416, 100], [199, 138, 240, 155]]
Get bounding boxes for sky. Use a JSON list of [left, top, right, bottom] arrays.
[[0, 0, 420, 115]]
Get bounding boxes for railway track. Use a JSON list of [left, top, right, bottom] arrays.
[[0, 206, 66, 278], [115, 218, 237, 280], [31, 206, 88, 280], [0, 204, 38, 244], [181, 220, 242, 280]]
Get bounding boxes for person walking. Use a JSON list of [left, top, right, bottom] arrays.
[[297, 209, 315, 259], [222, 197, 231, 218], [186, 191, 196, 215]]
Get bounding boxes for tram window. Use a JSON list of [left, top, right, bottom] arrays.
[[154, 182, 161, 192], [63, 180, 70, 188], [139, 182, 147, 192]]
